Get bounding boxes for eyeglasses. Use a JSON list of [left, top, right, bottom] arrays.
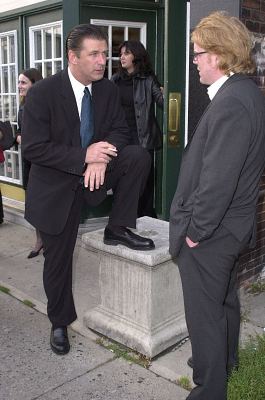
[[192, 51, 207, 61]]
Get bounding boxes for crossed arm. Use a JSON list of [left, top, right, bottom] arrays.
[[83, 141, 117, 191]]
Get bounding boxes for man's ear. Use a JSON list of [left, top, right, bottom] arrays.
[[68, 50, 78, 65]]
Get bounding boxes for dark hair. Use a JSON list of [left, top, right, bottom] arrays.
[[19, 68, 43, 104], [66, 24, 108, 60], [20, 68, 43, 84], [118, 40, 160, 83]]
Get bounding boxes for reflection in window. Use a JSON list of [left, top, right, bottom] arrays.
[[128, 28, 141, 41], [112, 27, 125, 57], [44, 28, 52, 59], [30, 22, 63, 78], [34, 31, 42, 60], [1, 37, 8, 64]]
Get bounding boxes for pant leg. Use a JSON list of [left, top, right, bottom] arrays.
[[177, 225, 242, 400], [0, 189, 3, 222], [40, 185, 84, 328], [106, 145, 151, 228], [137, 149, 157, 218], [225, 260, 240, 374]]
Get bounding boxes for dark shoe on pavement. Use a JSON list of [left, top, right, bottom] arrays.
[[27, 246, 43, 259], [104, 226, 155, 251], [50, 326, 70, 355], [187, 356, 193, 369]]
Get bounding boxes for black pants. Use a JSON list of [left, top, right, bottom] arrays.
[[0, 189, 3, 222], [177, 225, 247, 400], [137, 149, 157, 218], [40, 145, 151, 327]]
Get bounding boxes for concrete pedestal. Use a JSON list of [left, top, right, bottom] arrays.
[[82, 217, 187, 358]]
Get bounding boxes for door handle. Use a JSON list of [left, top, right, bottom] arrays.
[[168, 92, 181, 147]]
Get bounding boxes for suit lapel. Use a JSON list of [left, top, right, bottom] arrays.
[[60, 69, 81, 146]]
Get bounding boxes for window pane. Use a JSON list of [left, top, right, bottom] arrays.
[[100, 25, 108, 36], [3, 95, 9, 119], [44, 62, 52, 77], [11, 95, 17, 121], [9, 35, 15, 63], [128, 28, 141, 42], [54, 61, 62, 73], [54, 27, 62, 58], [3, 66, 8, 93], [1, 37, 8, 64], [34, 31, 42, 60], [10, 65, 16, 92], [44, 28, 52, 59], [112, 27, 125, 57], [34, 63, 42, 77]]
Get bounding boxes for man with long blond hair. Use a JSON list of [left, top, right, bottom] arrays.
[[169, 11, 265, 400]]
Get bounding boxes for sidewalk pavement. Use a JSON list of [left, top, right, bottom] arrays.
[[0, 216, 265, 400]]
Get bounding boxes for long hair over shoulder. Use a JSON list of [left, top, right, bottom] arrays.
[[118, 40, 161, 85]]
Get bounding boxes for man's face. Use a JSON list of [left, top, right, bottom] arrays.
[[193, 43, 222, 85], [69, 38, 108, 85]]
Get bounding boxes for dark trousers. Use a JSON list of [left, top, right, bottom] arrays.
[[177, 225, 247, 400], [137, 150, 157, 218], [0, 189, 3, 222], [40, 145, 151, 327]]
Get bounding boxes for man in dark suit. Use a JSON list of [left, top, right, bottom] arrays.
[[169, 12, 265, 400], [22, 24, 154, 355]]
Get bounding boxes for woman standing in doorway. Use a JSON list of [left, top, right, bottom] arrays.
[[16, 68, 43, 258], [111, 41, 163, 218]]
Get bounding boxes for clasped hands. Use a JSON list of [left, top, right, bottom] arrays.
[[84, 141, 117, 191]]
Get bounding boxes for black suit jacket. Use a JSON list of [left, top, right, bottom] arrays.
[[22, 69, 130, 235], [169, 74, 265, 257]]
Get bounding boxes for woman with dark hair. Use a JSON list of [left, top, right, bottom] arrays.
[[16, 68, 43, 258], [111, 40, 163, 218]]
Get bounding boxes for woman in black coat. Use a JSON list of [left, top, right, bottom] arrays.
[[16, 68, 43, 258], [111, 41, 163, 218]]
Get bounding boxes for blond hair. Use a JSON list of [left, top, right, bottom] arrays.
[[191, 11, 255, 74]]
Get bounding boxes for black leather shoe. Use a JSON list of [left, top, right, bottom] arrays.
[[187, 356, 193, 369], [104, 226, 155, 251], [50, 326, 70, 355], [27, 246, 43, 259]]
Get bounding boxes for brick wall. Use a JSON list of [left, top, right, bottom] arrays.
[[241, 0, 265, 33], [237, 1, 265, 285]]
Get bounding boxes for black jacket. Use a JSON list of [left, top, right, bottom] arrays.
[[111, 73, 163, 149], [22, 69, 130, 234]]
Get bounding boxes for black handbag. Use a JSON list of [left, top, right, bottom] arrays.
[[0, 120, 15, 150]]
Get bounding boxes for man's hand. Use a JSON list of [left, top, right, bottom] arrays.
[[186, 236, 199, 248], [83, 162, 107, 191], [85, 141, 117, 164]]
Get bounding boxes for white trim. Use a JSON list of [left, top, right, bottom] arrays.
[[91, 19, 147, 44]]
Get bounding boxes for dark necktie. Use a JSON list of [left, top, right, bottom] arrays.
[[80, 87, 94, 148]]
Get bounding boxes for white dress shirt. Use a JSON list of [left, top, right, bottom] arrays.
[[207, 73, 234, 101], [68, 67, 92, 118]]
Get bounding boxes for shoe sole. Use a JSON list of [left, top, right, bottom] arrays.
[[50, 342, 70, 355], [104, 238, 155, 251]]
